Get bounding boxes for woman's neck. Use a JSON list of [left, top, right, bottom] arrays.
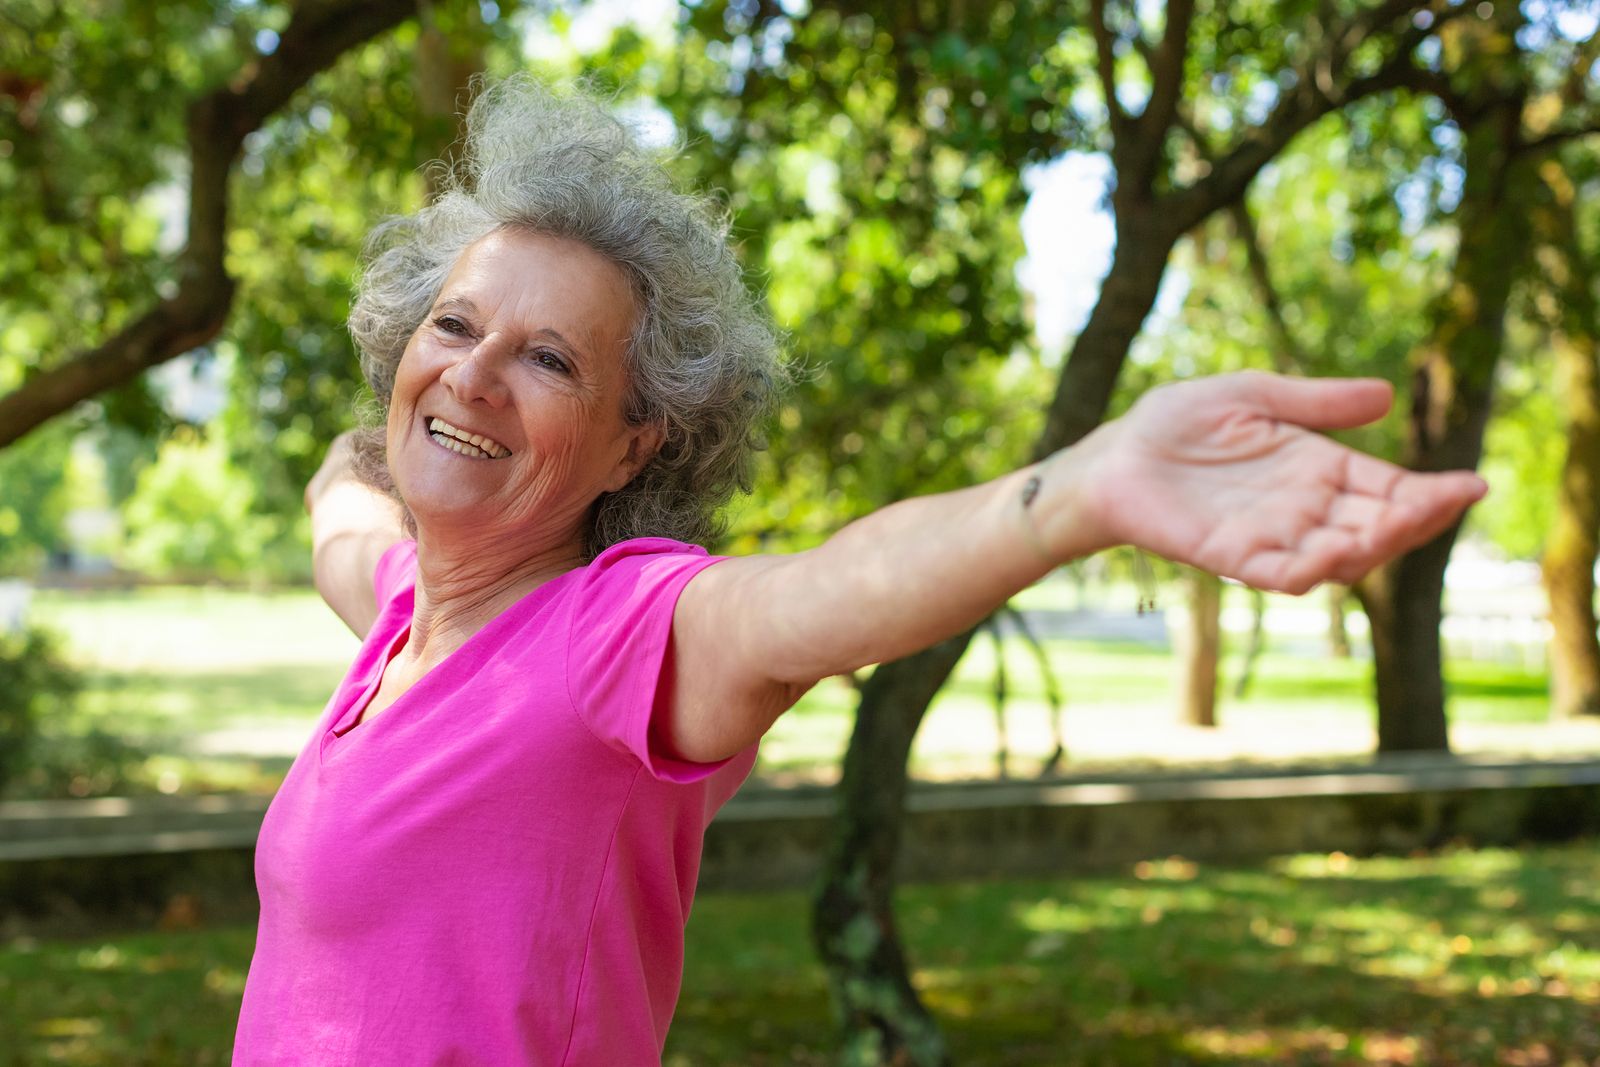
[[404, 531, 586, 667]]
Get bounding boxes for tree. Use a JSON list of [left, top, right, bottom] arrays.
[[1178, 568, 1223, 725], [640, 7, 1065, 1055], [0, 2, 520, 580], [1357, 5, 1600, 750], [1161, 93, 1455, 696], [0, 0, 425, 451], [1533, 148, 1600, 718], [698, 1, 1473, 1060], [649, 4, 1055, 560]]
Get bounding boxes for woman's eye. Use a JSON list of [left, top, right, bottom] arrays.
[[433, 315, 470, 336], [533, 350, 570, 373]]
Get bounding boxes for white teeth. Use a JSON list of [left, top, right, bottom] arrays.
[[427, 417, 510, 458]]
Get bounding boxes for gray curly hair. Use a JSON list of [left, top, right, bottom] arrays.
[[347, 76, 783, 556]]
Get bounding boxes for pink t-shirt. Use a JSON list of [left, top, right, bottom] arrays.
[[234, 538, 756, 1066]]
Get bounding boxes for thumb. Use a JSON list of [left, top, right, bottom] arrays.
[[1240, 373, 1394, 432]]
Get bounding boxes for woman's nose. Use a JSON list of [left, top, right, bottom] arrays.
[[440, 339, 512, 408]]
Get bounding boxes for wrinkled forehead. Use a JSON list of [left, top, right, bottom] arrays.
[[437, 227, 640, 370]]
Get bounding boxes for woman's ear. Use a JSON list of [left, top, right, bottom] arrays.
[[606, 421, 665, 493]]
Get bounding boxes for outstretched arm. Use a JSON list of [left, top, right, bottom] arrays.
[[306, 432, 406, 638], [664, 372, 1487, 762]]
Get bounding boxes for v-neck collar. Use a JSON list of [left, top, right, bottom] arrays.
[[329, 622, 412, 739], [318, 566, 583, 761]]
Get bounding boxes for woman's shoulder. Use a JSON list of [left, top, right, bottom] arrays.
[[587, 536, 713, 569], [567, 537, 724, 614]]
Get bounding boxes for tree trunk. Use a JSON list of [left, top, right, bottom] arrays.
[[1358, 82, 1533, 753], [813, 633, 973, 1067], [1326, 584, 1352, 659], [1359, 531, 1455, 751], [415, 2, 485, 202], [812, 217, 1180, 1066], [1232, 586, 1268, 699], [1179, 569, 1222, 726], [1543, 331, 1600, 718], [1036, 213, 1180, 456]]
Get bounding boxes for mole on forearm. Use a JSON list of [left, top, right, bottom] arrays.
[[1021, 474, 1042, 509]]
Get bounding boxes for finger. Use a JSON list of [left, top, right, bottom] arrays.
[[1328, 470, 1486, 539], [1240, 473, 1485, 593], [1339, 488, 1480, 579], [1243, 373, 1394, 432], [1384, 491, 1479, 557], [1341, 450, 1488, 506], [1339, 450, 1407, 500], [1393, 469, 1489, 511], [1236, 527, 1360, 595]]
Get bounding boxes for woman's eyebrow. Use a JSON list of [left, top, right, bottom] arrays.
[[529, 327, 592, 366], [432, 296, 480, 317]]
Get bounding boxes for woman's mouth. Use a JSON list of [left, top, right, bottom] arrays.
[[426, 417, 512, 460]]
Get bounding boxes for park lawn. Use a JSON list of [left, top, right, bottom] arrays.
[[31, 586, 357, 728], [2, 843, 1598, 1065], [21, 585, 1576, 798]]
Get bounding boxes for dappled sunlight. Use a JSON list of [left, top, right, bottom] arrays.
[[904, 845, 1600, 1064], [73, 943, 124, 971], [1, 926, 254, 1066], [1169, 1022, 1423, 1063], [5, 844, 1599, 1065], [1275, 846, 1527, 881], [35, 1016, 104, 1038], [915, 963, 1045, 1017]]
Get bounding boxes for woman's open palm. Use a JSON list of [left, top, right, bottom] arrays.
[[1079, 372, 1488, 595]]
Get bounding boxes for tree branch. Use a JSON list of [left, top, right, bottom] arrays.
[[0, 0, 420, 450], [1517, 121, 1600, 160], [1109, 0, 1194, 196], [1088, 0, 1130, 137], [1337, 0, 1429, 57], [1561, 23, 1600, 105], [1162, 1, 1435, 236], [1229, 201, 1310, 374], [1167, 102, 1308, 373], [1137, 0, 1194, 151]]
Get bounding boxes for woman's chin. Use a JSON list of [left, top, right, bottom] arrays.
[[393, 474, 497, 531]]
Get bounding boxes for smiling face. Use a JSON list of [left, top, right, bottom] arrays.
[[386, 228, 659, 563]]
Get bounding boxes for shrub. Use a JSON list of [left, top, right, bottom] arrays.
[[0, 627, 82, 797], [121, 431, 272, 582]]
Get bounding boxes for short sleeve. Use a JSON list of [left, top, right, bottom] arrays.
[[565, 538, 731, 783], [372, 540, 418, 611]]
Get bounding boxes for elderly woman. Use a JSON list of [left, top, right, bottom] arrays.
[[233, 78, 1484, 1064]]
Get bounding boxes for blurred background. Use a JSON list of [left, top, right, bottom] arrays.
[[3, 1, 1600, 1064]]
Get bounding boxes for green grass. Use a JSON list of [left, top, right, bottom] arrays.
[[32, 587, 356, 743], [0, 927, 254, 1067], [4, 843, 1599, 1065], [15, 585, 1584, 798], [670, 843, 1600, 1065], [19, 589, 356, 796], [760, 640, 1560, 779], [32, 587, 360, 671]]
